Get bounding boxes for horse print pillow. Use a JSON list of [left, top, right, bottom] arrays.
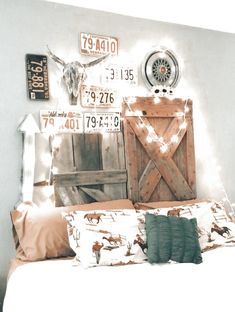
[[136, 201, 235, 253], [62, 209, 146, 267]]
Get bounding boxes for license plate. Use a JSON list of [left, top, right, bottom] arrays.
[[26, 54, 49, 100]]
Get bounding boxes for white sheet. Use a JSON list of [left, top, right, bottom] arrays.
[[3, 247, 235, 312]]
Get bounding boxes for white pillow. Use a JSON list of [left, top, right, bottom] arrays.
[[63, 209, 146, 267], [136, 201, 235, 252]]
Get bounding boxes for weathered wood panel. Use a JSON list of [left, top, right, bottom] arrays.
[[139, 160, 161, 202], [126, 97, 188, 117], [101, 133, 127, 199], [54, 170, 127, 187], [185, 117, 196, 195], [55, 186, 81, 206], [52, 132, 127, 206], [123, 118, 139, 202], [72, 133, 102, 170], [123, 97, 196, 202], [52, 134, 80, 206], [52, 134, 75, 174], [80, 187, 111, 202]]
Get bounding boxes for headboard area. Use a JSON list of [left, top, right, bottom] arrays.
[[39, 97, 196, 206]]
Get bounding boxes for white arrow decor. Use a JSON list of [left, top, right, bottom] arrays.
[[18, 114, 40, 202]]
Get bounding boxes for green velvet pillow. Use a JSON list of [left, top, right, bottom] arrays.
[[145, 214, 202, 264]]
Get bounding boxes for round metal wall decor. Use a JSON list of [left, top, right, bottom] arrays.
[[142, 47, 180, 90]]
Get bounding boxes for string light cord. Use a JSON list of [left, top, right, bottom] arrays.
[[124, 97, 190, 153]]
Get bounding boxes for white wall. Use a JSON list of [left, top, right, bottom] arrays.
[[1, 0, 235, 309]]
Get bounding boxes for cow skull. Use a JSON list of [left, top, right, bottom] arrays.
[[47, 47, 109, 105]]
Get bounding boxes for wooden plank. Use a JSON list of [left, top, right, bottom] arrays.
[[54, 169, 127, 187], [139, 160, 161, 202], [153, 178, 175, 201], [123, 97, 192, 117], [55, 187, 75, 206], [173, 134, 187, 181], [156, 157, 194, 200], [72, 133, 101, 170], [186, 117, 197, 197], [102, 132, 127, 199], [72, 133, 103, 203], [52, 134, 75, 173], [163, 117, 187, 157], [80, 187, 111, 202], [52, 134, 76, 206], [101, 133, 125, 169], [76, 188, 94, 204], [123, 119, 139, 202]]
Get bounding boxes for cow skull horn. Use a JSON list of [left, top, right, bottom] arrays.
[[47, 46, 109, 105], [82, 54, 109, 68], [47, 46, 65, 67]]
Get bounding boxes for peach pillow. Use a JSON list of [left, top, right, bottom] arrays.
[[62, 198, 135, 211], [11, 199, 134, 261]]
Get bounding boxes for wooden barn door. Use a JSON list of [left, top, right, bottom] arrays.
[[52, 132, 127, 206], [123, 97, 196, 202]]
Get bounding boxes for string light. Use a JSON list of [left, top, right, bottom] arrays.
[[171, 135, 179, 143], [125, 97, 190, 153], [160, 144, 168, 153], [218, 188, 235, 221], [176, 112, 184, 117]]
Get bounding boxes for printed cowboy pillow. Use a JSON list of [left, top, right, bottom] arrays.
[[62, 209, 146, 267], [136, 200, 235, 253]]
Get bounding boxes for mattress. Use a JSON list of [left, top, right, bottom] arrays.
[[3, 247, 235, 312]]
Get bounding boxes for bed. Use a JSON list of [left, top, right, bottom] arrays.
[[3, 247, 235, 312], [4, 97, 235, 311], [4, 198, 235, 312]]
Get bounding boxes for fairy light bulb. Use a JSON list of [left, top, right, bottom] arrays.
[[154, 97, 161, 104], [146, 136, 153, 143], [171, 135, 179, 143], [147, 125, 155, 134], [134, 110, 143, 116], [176, 112, 184, 117], [158, 136, 164, 143], [179, 121, 187, 129], [160, 144, 168, 153]]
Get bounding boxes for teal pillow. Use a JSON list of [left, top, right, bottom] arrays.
[[145, 214, 202, 264]]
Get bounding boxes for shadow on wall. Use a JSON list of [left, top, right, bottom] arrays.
[[0, 282, 5, 312], [1, 272, 10, 311]]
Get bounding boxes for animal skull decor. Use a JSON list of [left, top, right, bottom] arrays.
[[47, 47, 109, 105]]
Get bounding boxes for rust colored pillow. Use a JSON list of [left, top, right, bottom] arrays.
[[11, 199, 134, 261], [11, 206, 74, 261], [62, 198, 135, 211]]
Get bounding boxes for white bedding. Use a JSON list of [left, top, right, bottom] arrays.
[[3, 247, 235, 312]]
